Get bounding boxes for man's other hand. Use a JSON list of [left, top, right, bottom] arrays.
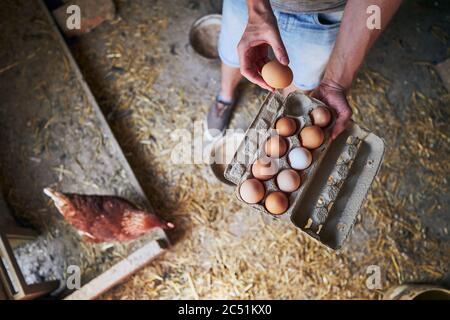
[[311, 79, 353, 140]]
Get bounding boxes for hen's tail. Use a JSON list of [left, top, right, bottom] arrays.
[[43, 187, 69, 213]]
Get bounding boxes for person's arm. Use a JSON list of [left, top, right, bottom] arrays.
[[312, 0, 402, 139], [237, 0, 289, 91]]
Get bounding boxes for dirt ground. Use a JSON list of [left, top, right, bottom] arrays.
[[1, 0, 449, 299]]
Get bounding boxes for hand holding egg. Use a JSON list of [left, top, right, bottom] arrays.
[[236, 13, 290, 91]]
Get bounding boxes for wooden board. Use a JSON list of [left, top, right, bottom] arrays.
[[65, 239, 168, 300]]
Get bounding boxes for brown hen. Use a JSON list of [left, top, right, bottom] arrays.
[[44, 188, 174, 243]]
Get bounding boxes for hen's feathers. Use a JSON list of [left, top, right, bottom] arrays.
[[44, 188, 173, 243]]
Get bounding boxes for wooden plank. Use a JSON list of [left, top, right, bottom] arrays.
[[0, 188, 15, 229], [0, 233, 27, 299], [65, 239, 168, 300], [0, 281, 7, 300], [19, 281, 60, 300]]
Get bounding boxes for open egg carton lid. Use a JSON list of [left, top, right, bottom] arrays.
[[224, 91, 385, 250]]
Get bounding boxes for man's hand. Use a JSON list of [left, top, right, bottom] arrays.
[[311, 79, 352, 140], [312, 0, 402, 139], [237, 1, 289, 91]]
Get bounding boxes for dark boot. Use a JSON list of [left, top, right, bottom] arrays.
[[205, 96, 235, 140]]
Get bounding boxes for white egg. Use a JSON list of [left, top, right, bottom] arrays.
[[288, 147, 312, 170]]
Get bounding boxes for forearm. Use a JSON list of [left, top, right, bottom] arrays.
[[324, 0, 402, 90]]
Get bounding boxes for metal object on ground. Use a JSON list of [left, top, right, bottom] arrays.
[[383, 284, 450, 300], [209, 133, 245, 185], [189, 14, 222, 59], [224, 91, 385, 250]]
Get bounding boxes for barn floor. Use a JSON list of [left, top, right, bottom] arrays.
[[1, 0, 449, 299]]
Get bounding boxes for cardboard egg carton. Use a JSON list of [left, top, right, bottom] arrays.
[[224, 91, 385, 250], [226, 92, 336, 221]]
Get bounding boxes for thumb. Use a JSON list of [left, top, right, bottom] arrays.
[[268, 31, 289, 65], [331, 109, 351, 140], [331, 118, 347, 140]]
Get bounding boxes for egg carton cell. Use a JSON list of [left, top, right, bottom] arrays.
[[305, 137, 362, 236]]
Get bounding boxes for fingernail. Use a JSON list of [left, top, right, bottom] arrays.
[[280, 56, 289, 65]]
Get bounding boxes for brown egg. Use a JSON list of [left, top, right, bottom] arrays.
[[265, 192, 289, 215], [261, 60, 293, 89], [275, 117, 297, 137], [265, 135, 287, 158], [252, 157, 279, 181], [311, 106, 331, 127], [300, 126, 324, 149], [239, 179, 265, 204], [276, 169, 301, 193]]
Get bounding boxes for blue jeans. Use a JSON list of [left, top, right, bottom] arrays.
[[218, 0, 343, 90]]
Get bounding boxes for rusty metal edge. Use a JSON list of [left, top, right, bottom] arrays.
[[37, 0, 170, 299]]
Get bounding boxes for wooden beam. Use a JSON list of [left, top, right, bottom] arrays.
[[0, 232, 27, 299], [65, 238, 168, 300]]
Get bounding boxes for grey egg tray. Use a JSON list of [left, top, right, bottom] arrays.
[[224, 91, 385, 250]]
